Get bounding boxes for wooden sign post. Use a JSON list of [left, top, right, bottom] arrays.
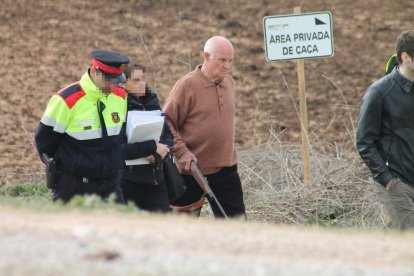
[[294, 6, 311, 185], [263, 7, 334, 185]]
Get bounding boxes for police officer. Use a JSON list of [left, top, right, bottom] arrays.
[[35, 50, 129, 203]]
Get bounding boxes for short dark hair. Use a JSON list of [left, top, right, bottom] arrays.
[[124, 63, 145, 80], [396, 30, 414, 64]]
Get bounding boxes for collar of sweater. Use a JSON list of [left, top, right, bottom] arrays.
[[195, 64, 228, 88]]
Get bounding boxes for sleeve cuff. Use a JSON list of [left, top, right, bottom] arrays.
[[379, 175, 393, 187]]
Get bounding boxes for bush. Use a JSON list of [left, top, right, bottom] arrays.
[[239, 133, 388, 229]]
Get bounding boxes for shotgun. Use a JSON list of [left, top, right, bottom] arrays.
[[190, 160, 228, 218]]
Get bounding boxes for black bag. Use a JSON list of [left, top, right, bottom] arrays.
[[162, 153, 186, 201]]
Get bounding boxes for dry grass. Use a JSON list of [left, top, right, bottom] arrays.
[[2, 130, 387, 229], [238, 130, 388, 229]]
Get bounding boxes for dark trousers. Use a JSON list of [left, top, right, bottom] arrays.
[[52, 171, 124, 204], [122, 181, 170, 213], [121, 166, 170, 213], [172, 165, 246, 218]]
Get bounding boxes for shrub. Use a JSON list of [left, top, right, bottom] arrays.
[[239, 133, 388, 229]]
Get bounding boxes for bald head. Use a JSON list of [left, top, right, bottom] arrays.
[[204, 36, 234, 58], [202, 36, 234, 82]]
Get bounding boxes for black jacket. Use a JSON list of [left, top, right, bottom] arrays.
[[356, 67, 414, 186], [120, 89, 173, 185]]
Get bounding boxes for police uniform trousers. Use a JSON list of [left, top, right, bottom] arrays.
[[52, 171, 125, 204], [171, 164, 246, 218]]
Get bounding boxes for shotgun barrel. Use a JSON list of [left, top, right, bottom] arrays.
[[190, 161, 228, 218]]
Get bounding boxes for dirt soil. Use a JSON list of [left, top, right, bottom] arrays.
[[1, 206, 414, 276], [1, 0, 414, 184], [2, 1, 414, 274]]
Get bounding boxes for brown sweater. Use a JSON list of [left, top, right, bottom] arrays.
[[163, 65, 238, 174]]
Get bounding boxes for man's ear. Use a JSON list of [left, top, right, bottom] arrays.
[[401, 52, 410, 62], [203, 51, 210, 61], [90, 67, 101, 84], [91, 67, 102, 81], [90, 66, 96, 76]]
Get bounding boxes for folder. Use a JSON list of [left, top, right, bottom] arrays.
[[125, 110, 164, 166]]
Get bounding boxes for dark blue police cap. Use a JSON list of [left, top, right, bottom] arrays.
[[90, 50, 129, 83]]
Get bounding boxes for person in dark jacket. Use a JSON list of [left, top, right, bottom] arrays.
[[120, 63, 172, 212], [356, 30, 414, 229], [35, 50, 129, 203]]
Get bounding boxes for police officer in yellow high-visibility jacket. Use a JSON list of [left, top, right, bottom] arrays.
[[35, 50, 129, 203]]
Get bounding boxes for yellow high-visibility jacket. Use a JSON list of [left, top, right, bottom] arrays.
[[35, 70, 127, 178]]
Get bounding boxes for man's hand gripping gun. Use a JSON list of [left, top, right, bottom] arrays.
[[190, 161, 228, 219]]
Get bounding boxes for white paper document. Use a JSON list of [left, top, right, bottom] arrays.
[[125, 110, 164, 166]]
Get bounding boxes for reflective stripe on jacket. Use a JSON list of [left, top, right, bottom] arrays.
[[35, 70, 127, 178]]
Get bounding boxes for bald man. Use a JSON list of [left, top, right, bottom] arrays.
[[164, 36, 246, 218]]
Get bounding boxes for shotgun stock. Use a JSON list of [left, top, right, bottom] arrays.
[[190, 161, 228, 218]]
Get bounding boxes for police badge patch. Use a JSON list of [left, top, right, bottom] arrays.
[[111, 112, 120, 123]]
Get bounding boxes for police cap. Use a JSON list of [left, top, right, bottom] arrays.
[[90, 50, 129, 83]]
